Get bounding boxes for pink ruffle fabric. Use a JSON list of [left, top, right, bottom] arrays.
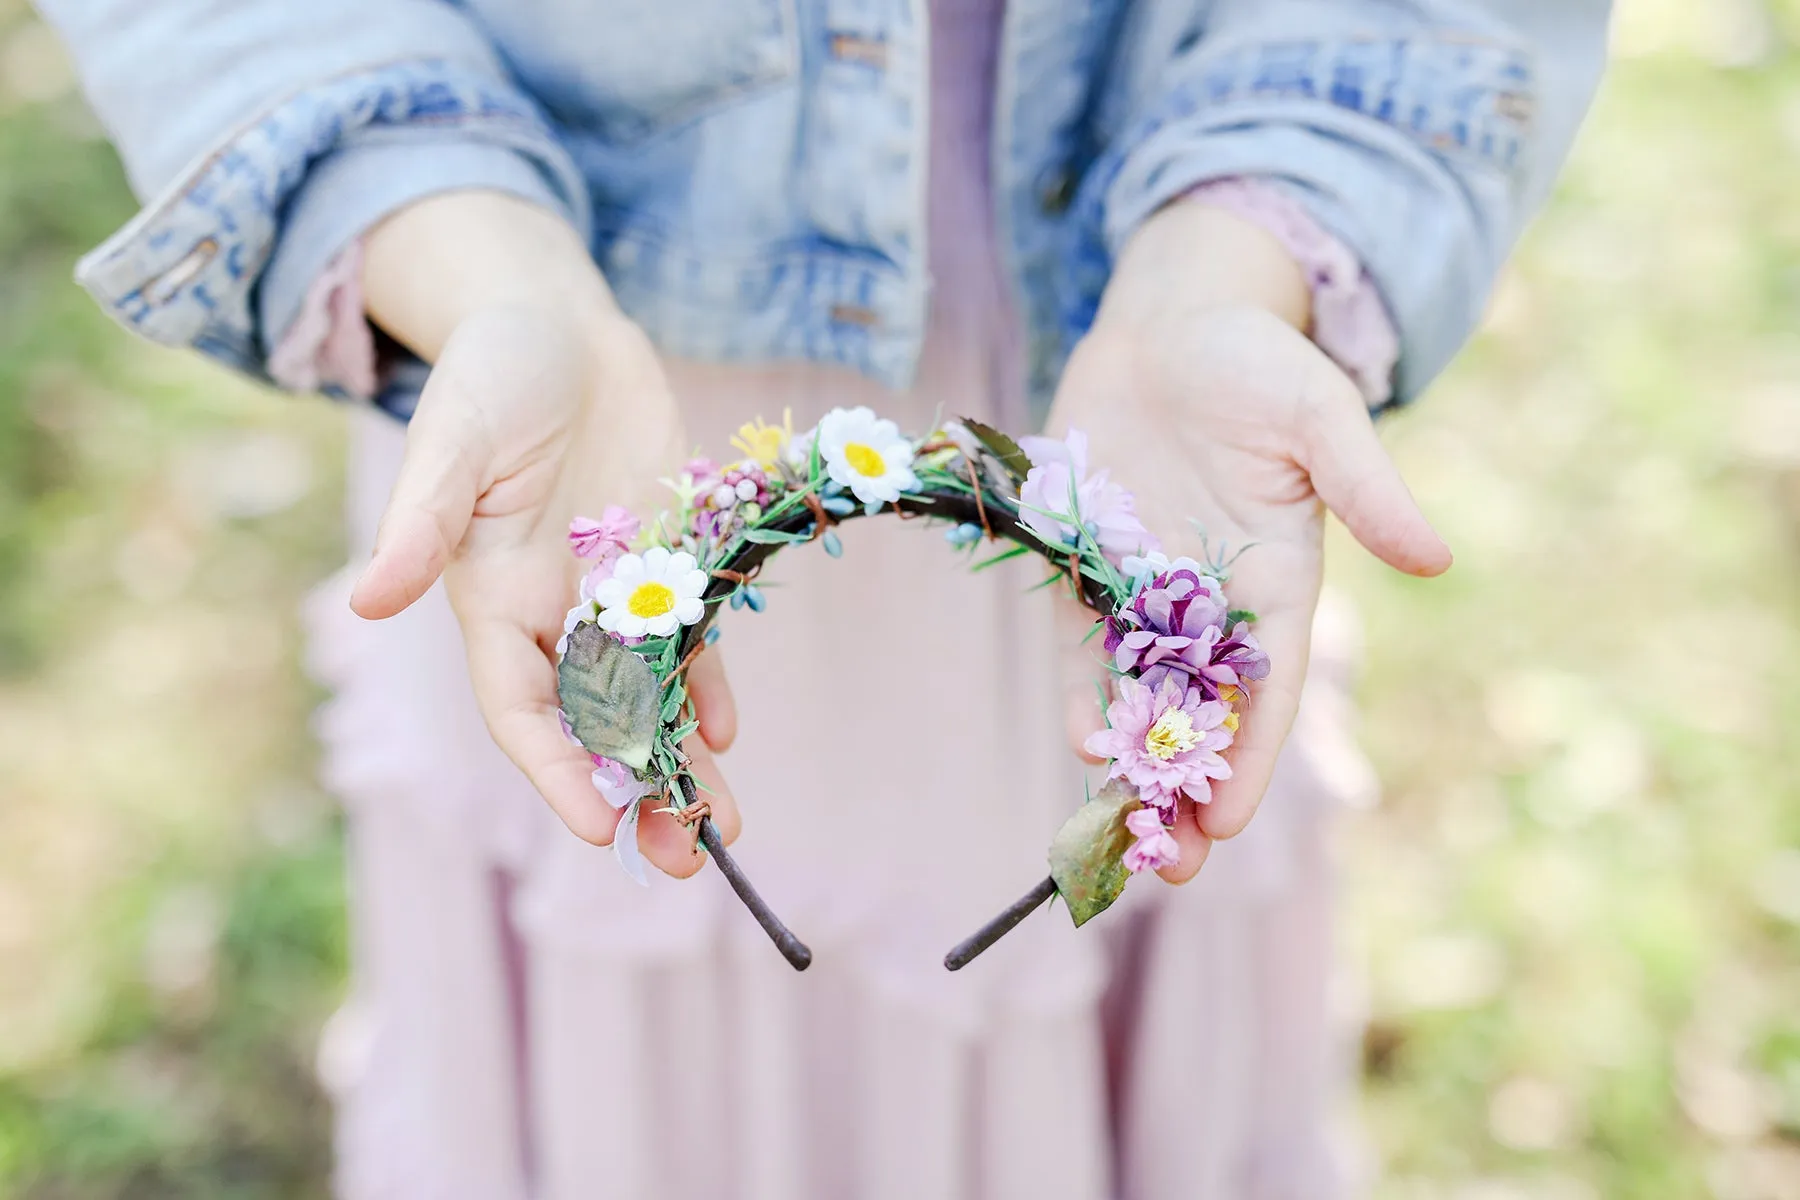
[[267, 239, 378, 399], [1186, 178, 1400, 406]]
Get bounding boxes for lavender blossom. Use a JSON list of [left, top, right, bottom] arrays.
[[1015, 429, 1159, 563]]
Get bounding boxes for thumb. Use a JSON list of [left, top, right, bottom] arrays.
[[685, 646, 739, 753], [1296, 367, 1453, 578], [349, 373, 485, 620]]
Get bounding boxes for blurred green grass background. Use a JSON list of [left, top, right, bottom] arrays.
[[1, 0, 1798, 1196]]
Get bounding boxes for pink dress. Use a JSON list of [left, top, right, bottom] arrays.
[[300, 2, 1381, 1196]]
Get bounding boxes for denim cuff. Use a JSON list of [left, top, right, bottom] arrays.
[[259, 137, 573, 361], [73, 60, 589, 384], [1070, 36, 1536, 408]]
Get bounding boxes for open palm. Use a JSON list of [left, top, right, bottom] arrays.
[[1051, 304, 1451, 882], [345, 306, 740, 874]]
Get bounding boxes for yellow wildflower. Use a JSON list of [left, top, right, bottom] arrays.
[[731, 409, 794, 469]]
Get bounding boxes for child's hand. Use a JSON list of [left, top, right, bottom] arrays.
[[1050, 204, 1452, 882], [344, 191, 738, 876]]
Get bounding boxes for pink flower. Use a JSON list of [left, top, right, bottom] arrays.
[[1016, 429, 1159, 563], [1083, 675, 1235, 812], [1122, 807, 1181, 873], [590, 754, 652, 810], [569, 506, 641, 560], [683, 457, 722, 488]]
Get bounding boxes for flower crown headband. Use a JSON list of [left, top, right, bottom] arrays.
[[556, 407, 1269, 971]]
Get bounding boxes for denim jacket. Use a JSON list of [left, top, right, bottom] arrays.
[[36, 0, 1609, 416]]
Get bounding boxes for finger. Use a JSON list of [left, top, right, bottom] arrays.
[[1295, 362, 1453, 578], [686, 647, 738, 753], [1192, 597, 1312, 841], [688, 743, 741, 845], [461, 614, 624, 845], [1054, 589, 1112, 763], [350, 364, 486, 620], [1156, 797, 1213, 884], [634, 739, 740, 879]]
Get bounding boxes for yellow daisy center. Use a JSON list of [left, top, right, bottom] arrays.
[[627, 581, 676, 619], [1144, 708, 1202, 760], [843, 442, 886, 478]]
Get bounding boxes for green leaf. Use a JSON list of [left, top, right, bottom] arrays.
[[757, 484, 815, 524], [659, 691, 684, 724], [743, 528, 812, 544], [959, 417, 1032, 481], [1047, 778, 1141, 926], [1227, 608, 1257, 626], [557, 624, 661, 772], [970, 543, 1031, 572]]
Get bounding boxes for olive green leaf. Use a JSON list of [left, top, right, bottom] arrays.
[[557, 623, 661, 772], [959, 416, 1033, 483], [1047, 779, 1141, 927]]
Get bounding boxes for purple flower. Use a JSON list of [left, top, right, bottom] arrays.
[[1128, 561, 1227, 637], [1122, 807, 1181, 873], [569, 506, 641, 561], [1084, 675, 1235, 812], [1016, 429, 1159, 564], [1105, 562, 1232, 692], [1203, 622, 1272, 692]]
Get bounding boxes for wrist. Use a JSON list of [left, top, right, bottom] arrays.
[[361, 189, 620, 364], [1094, 203, 1312, 340]]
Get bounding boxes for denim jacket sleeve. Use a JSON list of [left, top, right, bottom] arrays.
[[1078, 0, 1611, 407], [34, 0, 590, 391]]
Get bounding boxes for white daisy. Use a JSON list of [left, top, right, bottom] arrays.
[[592, 547, 708, 639], [816, 406, 920, 507], [556, 598, 599, 656]]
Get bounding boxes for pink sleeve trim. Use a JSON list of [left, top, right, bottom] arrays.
[[1185, 179, 1399, 407], [267, 240, 379, 399]]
